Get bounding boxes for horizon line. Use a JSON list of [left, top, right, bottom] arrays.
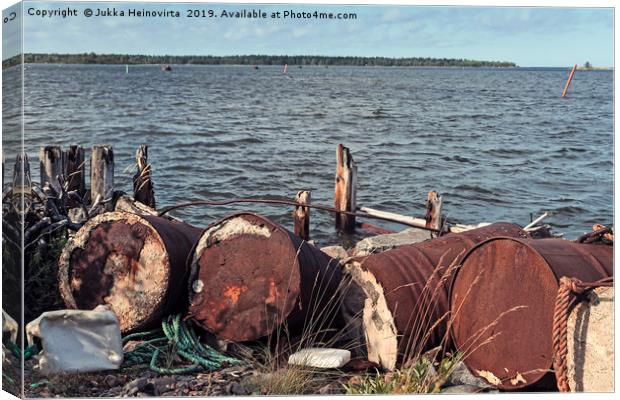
[[3, 53, 613, 69]]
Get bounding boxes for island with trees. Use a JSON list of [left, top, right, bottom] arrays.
[[2, 53, 517, 69], [577, 61, 611, 71]]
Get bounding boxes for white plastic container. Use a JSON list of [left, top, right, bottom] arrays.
[[26, 305, 123, 375]]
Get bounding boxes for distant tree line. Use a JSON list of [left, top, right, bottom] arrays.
[[3, 53, 517, 69]]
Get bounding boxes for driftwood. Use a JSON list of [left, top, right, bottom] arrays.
[[334, 144, 357, 232], [293, 190, 311, 240]]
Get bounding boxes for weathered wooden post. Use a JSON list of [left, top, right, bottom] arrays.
[[425, 191, 443, 230], [133, 145, 155, 208], [334, 144, 357, 233], [562, 64, 578, 98], [12, 153, 32, 213], [64, 145, 85, 197], [39, 146, 64, 193], [293, 190, 311, 240], [90, 145, 114, 205], [14, 153, 32, 189]]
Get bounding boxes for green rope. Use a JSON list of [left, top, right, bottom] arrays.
[[29, 379, 51, 389], [123, 314, 242, 375], [2, 373, 15, 385], [5, 341, 38, 360]]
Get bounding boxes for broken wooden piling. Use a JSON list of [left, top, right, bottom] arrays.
[[293, 190, 311, 240], [334, 144, 357, 233], [64, 145, 86, 197], [133, 145, 155, 209], [425, 191, 443, 230], [39, 146, 64, 193], [90, 145, 114, 207]]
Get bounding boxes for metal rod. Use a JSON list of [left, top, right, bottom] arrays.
[[157, 198, 441, 232], [523, 212, 549, 231]]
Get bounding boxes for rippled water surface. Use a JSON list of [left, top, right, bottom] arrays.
[[3, 64, 614, 244]]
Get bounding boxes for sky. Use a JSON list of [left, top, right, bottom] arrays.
[[1, 1, 615, 67]]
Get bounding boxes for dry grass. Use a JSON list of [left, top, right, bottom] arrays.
[[345, 352, 461, 394], [24, 228, 68, 323], [238, 241, 357, 395]]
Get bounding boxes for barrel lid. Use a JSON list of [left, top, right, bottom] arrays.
[[58, 211, 171, 334], [187, 213, 301, 341], [450, 237, 558, 390]]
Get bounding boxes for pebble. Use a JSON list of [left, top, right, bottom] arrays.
[[126, 377, 149, 392], [318, 381, 344, 395], [445, 361, 493, 389], [103, 374, 117, 387], [153, 376, 176, 386], [441, 384, 483, 394], [228, 382, 248, 395]]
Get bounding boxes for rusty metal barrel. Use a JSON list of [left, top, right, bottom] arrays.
[[58, 211, 202, 333], [450, 238, 613, 391], [186, 213, 342, 342], [341, 222, 528, 371]]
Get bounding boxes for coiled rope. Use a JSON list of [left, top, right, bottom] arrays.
[[552, 276, 613, 392], [123, 314, 241, 375], [6, 341, 38, 360]]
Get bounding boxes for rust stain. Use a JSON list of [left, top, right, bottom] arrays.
[[223, 285, 246, 305], [129, 258, 142, 283], [265, 280, 278, 304]]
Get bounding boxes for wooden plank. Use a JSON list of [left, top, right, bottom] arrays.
[[425, 191, 443, 230], [359, 206, 428, 228], [65, 145, 86, 197], [133, 145, 155, 208], [293, 190, 311, 240], [39, 145, 64, 193], [334, 144, 357, 233], [90, 145, 114, 205]]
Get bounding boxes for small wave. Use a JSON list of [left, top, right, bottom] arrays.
[[550, 206, 588, 216], [470, 114, 495, 120], [441, 155, 476, 164], [556, 147, 588, 153], [484, 148, 530, 156], [454, 184, 494, 195]]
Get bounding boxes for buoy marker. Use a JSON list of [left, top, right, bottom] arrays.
[[561, 64, 577, 97]]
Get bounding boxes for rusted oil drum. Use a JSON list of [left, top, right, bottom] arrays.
[[186, 213, 342, 342], [58, 211, 202, 333], [341, 223, 528, 371], [450, 238, 613, 391]]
